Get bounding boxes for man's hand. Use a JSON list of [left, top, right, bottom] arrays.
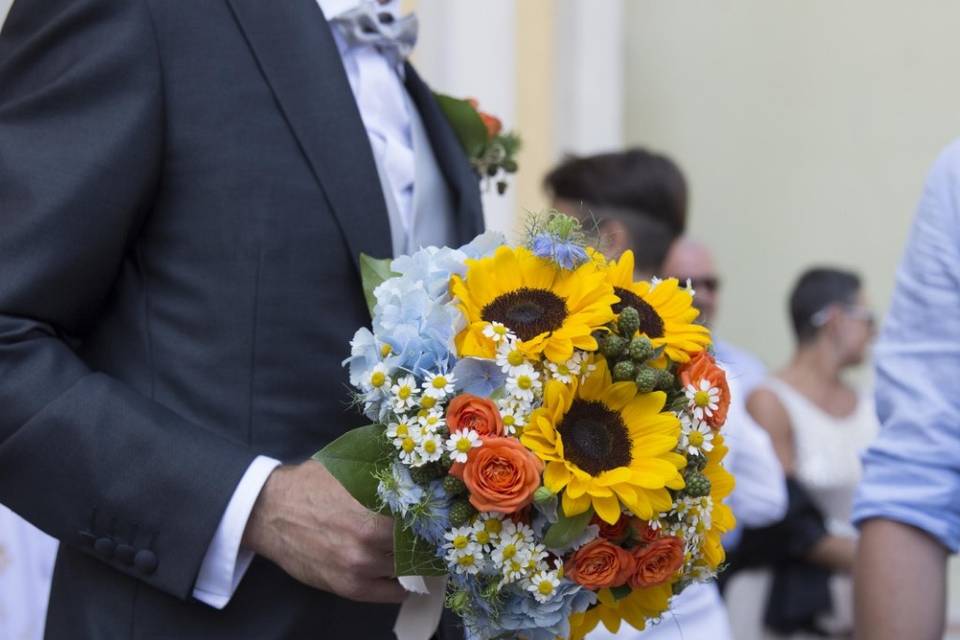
[[854, 518, 947, 640], [241, 460, 406, 603]]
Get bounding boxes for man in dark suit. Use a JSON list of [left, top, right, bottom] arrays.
[[0, 0, 483, 637]]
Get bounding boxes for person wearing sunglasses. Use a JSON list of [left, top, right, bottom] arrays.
[[726, 268, 878, 639]]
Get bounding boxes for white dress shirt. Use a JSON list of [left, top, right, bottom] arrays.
[[193, 0, 415, 608]]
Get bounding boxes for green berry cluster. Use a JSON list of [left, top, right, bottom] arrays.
[[598, 306, 675, 393], [683, 471, 711, 498]]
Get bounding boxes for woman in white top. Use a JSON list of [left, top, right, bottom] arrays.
[[727, 267, 878, 639]]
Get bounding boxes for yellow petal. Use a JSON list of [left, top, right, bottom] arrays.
[[593, 494, 622, 524], [562, 489, 592, 516], [543, 461, 571, 493]]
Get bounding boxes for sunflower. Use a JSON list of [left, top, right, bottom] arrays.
[[451, 246, 618, 364], [569, 584, 672, 640], [521, 358, 685, 524], [701, 433, 736, 568], [603, 250, 712, 363]]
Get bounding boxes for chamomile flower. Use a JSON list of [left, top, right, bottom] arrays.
[[423, 371, 456, 400], [390, 374, 419, 412], [386, 417, 417, 445], [497, 401, 528, 436], [506, 364, 541, 403], [680, 417, 715, 456], [685, 379, 721, 421], [499, 520, 535, 546], [482, 321, 514, 344], [475, 512, 505, 546], [526, 569, 561, 603], [495, 339, 528, 374], [364, 362, 390, 392], [446, 429, 482, 463], [501, 549, 530, 584], [491, 537, 528, 575], [418, 432, 444, 463], [418, 410, 445, 433], [545, 351, 585, 384], [522, 543, 549, 574], [397, 435, 423, 467], [443, 528, 485, 575]]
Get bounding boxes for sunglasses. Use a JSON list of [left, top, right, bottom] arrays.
[[811, 304, 876, 328]]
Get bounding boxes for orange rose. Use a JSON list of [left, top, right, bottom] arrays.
[[629, 536, 684, 589], [679, 350, 731, 429], [565, 539, 636, 590], [592, 514, 630, 544], [456, 437, 542, 513], [446, 394, 504, 438], [629, 518, 660, 546], [466, 97, 502, 139]]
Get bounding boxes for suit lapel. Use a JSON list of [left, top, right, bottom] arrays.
[[226, 0, 393, 264], [403, 65, 486, 243]]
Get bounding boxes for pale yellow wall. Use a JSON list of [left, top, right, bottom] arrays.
[[623, 0, 960, 372]]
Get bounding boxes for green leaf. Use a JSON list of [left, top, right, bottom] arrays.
[[312, 424, 390, 511], [543, 506, 594, 549], [394, 520, 446, 576], [359, 253, 395, 318], [433, 93, 489, 159]]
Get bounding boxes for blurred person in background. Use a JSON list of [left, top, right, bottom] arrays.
[[544, 151, 786, 640], [544, 148, 686, 275], [726, 268, 879, 639], [853, 140, 960, 640]]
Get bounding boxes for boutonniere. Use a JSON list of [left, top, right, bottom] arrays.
[[434, 93, 521, 194]]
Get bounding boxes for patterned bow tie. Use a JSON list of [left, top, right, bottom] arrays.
[[329, 2, 419, 65]]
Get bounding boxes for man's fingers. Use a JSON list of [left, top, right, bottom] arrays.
[[359, 511, 396, 551]]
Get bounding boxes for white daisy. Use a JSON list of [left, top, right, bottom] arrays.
[[397, 435, 423, 467], [545, 352, 585, 384], [527, 569, 561, 603], [417, 410, 445, 433], [442, 526, 475, 553], [390, 374, 419, 412], [506, 364, 541, 403], [680, 417, 715, 456], [474, 512, 505, 547], [495, 339, 528, 374], [385, 417, 416, 445], [482, 321, 514, 344], [363, 362, 390, 392], [685, 379, 721, 421], [497, 402, 528, 436], [422, 371, 456, 400], [446, 429, 482, 463], [491, 538, 528, 573], [499, 520, 535, 545], [418, 432, 444, 463]]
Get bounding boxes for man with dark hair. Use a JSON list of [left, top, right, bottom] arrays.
[[543, 148, 687, 274]]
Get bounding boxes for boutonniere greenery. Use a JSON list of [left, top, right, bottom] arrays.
[[434, 93, 521, 194]]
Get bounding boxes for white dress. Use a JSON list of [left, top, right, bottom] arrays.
[[725, 378, 878, 639], [0, 506, 58, 640]]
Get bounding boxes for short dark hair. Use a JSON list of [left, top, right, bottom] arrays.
[[543, 148, 688, 235], [789, 267, 862, 343], [592, 205, 676, 273]]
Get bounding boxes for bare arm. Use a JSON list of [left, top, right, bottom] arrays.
[[855, 518, 947, 640], [748, 388, 855, 572]]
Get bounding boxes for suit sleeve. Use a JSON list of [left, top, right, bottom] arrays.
[[0, 0, 259, 599]]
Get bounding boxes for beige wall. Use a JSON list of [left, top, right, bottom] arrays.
[[623, 0, 960, 372]]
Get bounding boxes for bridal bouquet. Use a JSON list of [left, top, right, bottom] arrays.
[[316, 212, 735, 640]]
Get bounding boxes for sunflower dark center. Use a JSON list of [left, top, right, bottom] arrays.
[[481, 287, 568, 342], [613, 287, 665, 338], [557, 400, 632, 476]]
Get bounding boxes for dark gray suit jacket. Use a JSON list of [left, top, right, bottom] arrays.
[[0, 0, 483, 637]]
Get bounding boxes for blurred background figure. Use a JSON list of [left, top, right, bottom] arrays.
[[662, 238, 767, 395], [726, 268, 878, 639], [544, 149, 786, 640], [544, 148, 686, 276]]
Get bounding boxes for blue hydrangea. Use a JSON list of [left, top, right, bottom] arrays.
[[410, 479, 452, 546], [377, 463, 425, 517], [452, 357, 507, 397], [531, 233, 589, 270], [496, 580, 596, 640]]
